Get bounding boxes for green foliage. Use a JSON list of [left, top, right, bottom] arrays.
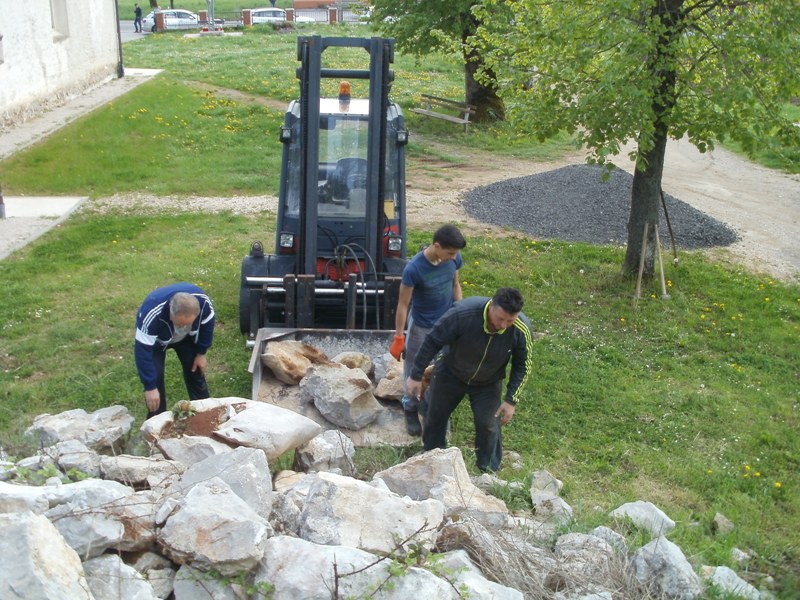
[[14, 462, 65, 486], [199, 569, 275, 599], [368, 0, 478, 58], [172, 399, 197, 420], [474, 0, 800, 168]]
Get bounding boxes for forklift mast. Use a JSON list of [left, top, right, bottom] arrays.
[[295, 35, 396, 276], [238, 36, 409, 339]]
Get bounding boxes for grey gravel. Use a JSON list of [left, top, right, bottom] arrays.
[[463, 164, 739, 249]]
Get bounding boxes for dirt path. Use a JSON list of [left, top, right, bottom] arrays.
[[2, 128, 798, 283], [405, 136, 800, 283]]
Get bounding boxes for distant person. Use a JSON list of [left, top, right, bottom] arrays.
[[134, 3, 143, 32], [135, 283, 215, 418], [390, 224, 466, 436], [406, 287, 533, 472], [269, 0, 276, 6]]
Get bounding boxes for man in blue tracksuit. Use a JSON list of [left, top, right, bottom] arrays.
[[407, 287, 533, 472], [135, 282, 215, 418]]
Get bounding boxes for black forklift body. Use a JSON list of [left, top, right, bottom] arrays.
[[239, 36, 409, 342]]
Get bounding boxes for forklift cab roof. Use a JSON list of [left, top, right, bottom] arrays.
[[320, 97, 370, 116]]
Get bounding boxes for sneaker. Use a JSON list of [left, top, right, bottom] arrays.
[[404, 410, 422, 436]]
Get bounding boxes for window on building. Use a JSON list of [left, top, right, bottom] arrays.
[[50, 0, 70, 39]]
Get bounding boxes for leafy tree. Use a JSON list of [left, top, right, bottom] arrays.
[[370, 0, 504, 121], [474, 0, 800, 274]]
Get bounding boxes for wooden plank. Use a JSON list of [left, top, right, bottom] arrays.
[[409, 108, 469, 125], [419, 94, 476, 114]]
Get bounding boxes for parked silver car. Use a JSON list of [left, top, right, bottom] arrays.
[[143, 9, 198, 32], [251, 7, 287, 24]]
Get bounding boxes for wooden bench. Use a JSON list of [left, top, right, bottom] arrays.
[[409, 94, 476, 132]]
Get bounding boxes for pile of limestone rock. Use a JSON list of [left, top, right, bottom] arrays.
[[0, 341, 766, 599]]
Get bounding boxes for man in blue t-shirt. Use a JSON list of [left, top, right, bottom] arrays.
[[390, 224, 466, 435]]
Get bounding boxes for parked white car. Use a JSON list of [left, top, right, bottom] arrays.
[[251, 7, 287, 24], [143, 9, 199, 32]]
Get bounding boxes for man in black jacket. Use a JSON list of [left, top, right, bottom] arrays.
[[406, 287, 533, 472]]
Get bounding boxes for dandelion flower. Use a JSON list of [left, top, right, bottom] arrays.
[[775, 482, 782, 488]]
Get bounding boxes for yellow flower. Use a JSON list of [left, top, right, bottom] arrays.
[[745, 465, 751, 471], [706, 469, 713, 475], [755, 472, 761, 477], [775, 482, 782, 488]]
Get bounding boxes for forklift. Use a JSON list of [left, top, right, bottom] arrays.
[[239, 36, 409, 344]]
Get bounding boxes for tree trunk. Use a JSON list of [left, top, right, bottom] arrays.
[[462, 24, 504, 122], [623, 0, 682, 276], [623, 133, 668, 276], [464, 58, 504, 122]]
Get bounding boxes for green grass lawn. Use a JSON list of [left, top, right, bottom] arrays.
[[1, 24, 799, 597]]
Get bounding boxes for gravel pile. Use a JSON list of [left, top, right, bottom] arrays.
[[463, 164, 739, 249]]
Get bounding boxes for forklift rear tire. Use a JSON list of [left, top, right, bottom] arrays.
[[238, 286, 252, 334]]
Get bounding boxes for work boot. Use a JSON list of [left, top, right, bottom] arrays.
[[404, 410, 422, 436]]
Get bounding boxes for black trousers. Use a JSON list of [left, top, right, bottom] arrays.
[[422, 362, 503, 472], [147, 337, 210, 418]]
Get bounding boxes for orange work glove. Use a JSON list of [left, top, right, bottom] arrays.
[[389, 334, 405, 361]]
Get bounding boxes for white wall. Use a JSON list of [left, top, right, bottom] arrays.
[[0, 0, 121, 128]]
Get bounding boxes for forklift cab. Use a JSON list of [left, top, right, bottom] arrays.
[[239, 37, 409, 335], [280, 91, 406, 256]]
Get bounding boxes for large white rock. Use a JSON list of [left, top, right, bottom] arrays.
[[175, 446, 273, 519], [374, 447, 509, 527], [129, 551, 176, 600], [44, 479, 135, 559], [46, 439, 101, 478], [213, 401, 322, 461], [299, 471, 445, 555], [0, 511, 93, 600], [439, 549, 524, 599], [301, 363, 384, 429], [158, 477, 272, 576], [100, 454, 185, 488], [701, 565, 761, 600], [83, 553, 158, 600], [262, 340, 330, 384], [0, 480, 49, 514], [531, 491, 574, 525], [530, 469, 564, 495], [373, 358, 404, 400], [254, 535, 454, 598], [173, 564, 245, 599], [632, 536, 703, 600], [156, 434, 233, 467], [25, 405, 134, 452], [610, 500, 675, 537], [294, 429, 356, 474], [554, 532, 615, 580], [105, 489, 160, 552], [140, 397, 252, 443]]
